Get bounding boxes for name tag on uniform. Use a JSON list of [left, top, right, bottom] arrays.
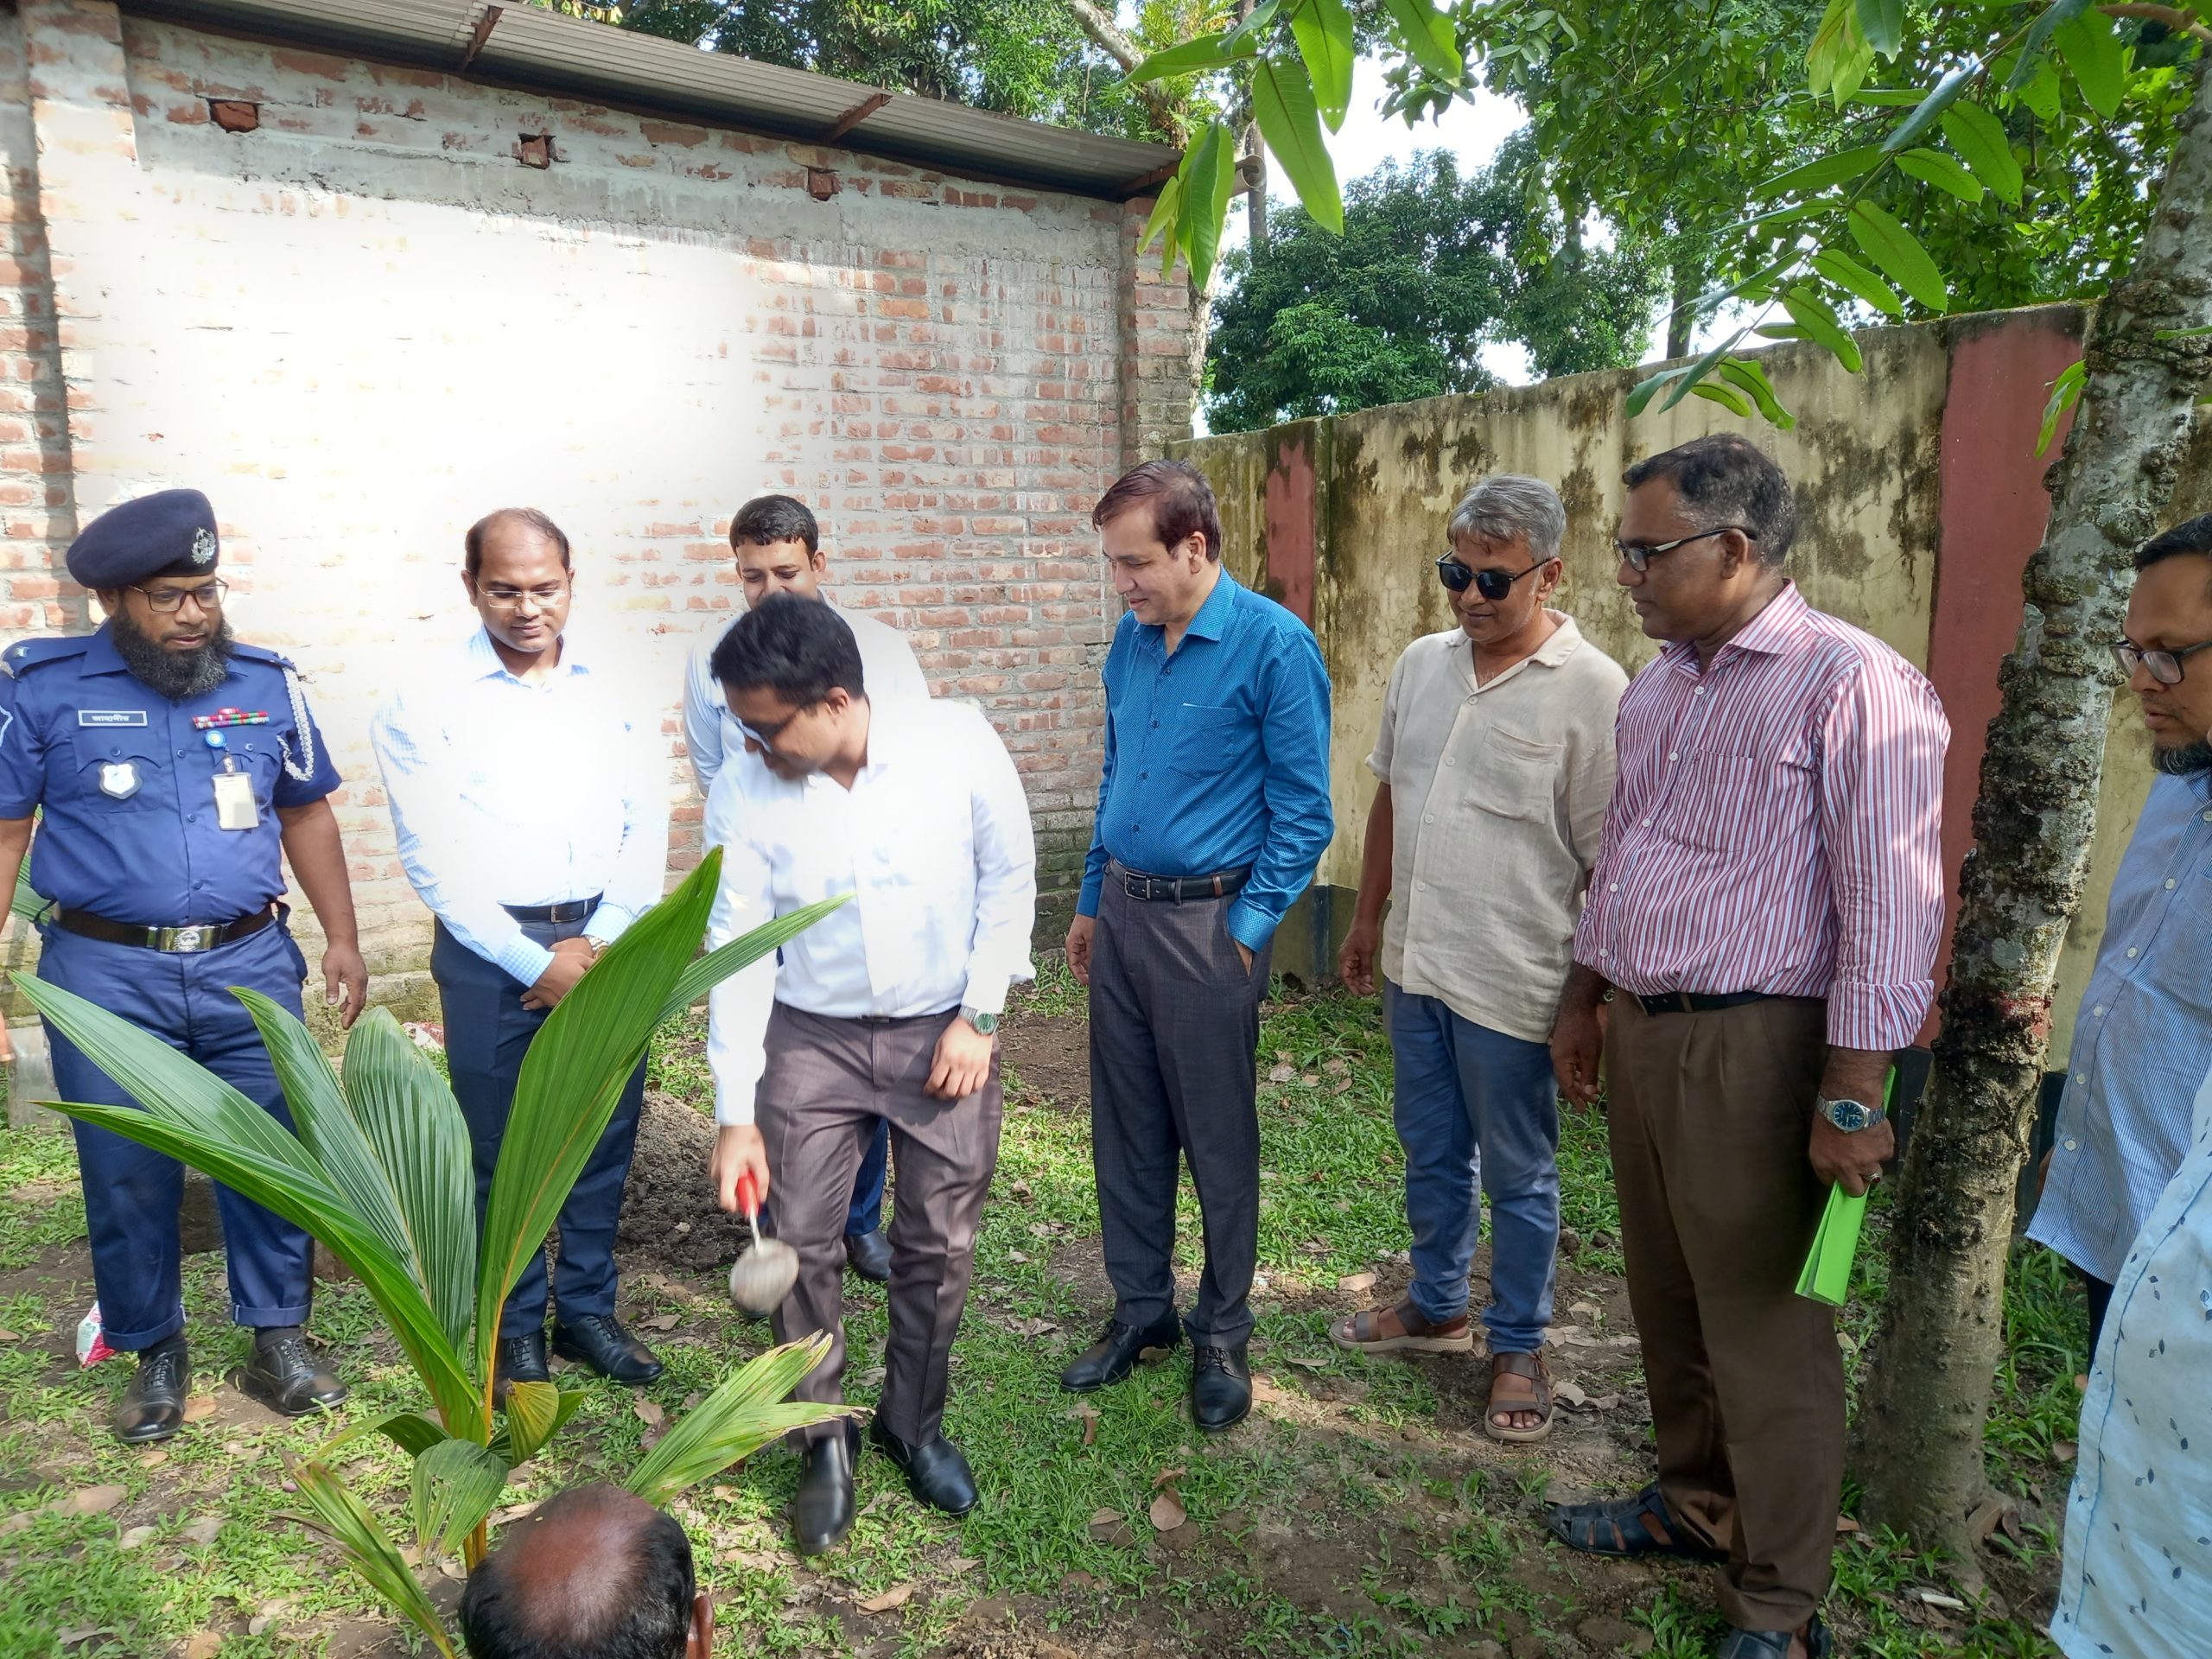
[[213, 768, 260, 830], [78, 710, 147, 728]]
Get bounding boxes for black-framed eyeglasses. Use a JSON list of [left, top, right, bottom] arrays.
[[2113, 638, 2212, 687], [129, 579, 227, 613], [1435, 556, 1554, 601], [735, 705, 812, 748], [1613, 525, 1757, 573]]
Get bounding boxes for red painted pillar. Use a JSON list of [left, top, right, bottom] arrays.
[[1921, 307, 2087, 1039], [1262, 428, 1319, 625]]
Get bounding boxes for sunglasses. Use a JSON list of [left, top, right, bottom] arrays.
[[1435, 556, 1554, 601], [734, 705, 810, 748]]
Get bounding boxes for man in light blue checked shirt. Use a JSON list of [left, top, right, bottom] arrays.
[[373, 507, 672, 1400], [2029, 515, 2212, 1353]]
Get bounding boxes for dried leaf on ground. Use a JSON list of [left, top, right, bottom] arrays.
[[1283, 1355, 1326, 1371], [1088, 1507, 1122, 1532], [181, 1395, 217, 1423], [0, 1328, 20, 1344], [1006, 1250, 1029, 1264], [1151, 1465, 1185, 1489], [137, 1450, 167, 1470], [633, 1398, 665, 1428], [2052, 1440, 2078, 1464], [1968, 1495, 2023, 1545], [1268, 1062, 1296, 1083], [1148, 1490, 1187, 1531], [1836, 1515, 1861, 1535], [946, 1555, 980, 1572], [1554, 1379, 1589, 1408], [179, 1516, 223, 1548], [644, 1313, 680, 1332], [60, 1484, 124, 1516], [857, 1583, 915, 1614], [1337, 1271, 1376, 1294], [182, 1635, 221, 1659]]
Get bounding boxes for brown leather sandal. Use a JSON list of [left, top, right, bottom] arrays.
[[1484, 1350, 1555, 1442], [1327, 1299, 1475, 1355]]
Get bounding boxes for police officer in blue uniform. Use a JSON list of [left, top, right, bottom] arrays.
[[0, 489, 370, 1442]]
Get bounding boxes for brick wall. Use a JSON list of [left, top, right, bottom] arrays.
[[3, 0, 1198, 1006]]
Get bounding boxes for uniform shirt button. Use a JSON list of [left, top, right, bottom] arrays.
[[2202, 810, 2212, 823], [2093, 1006, 2105, 1017], [2126, 946, 2139, 958], [2167, 879, 2178, 890], [1423, 814, 1433, 824], [1445, 757, 1456, 766], [1140, 771, 1148, 780], [2064, 1138, 2078, 1152]]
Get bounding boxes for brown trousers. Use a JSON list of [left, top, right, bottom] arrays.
[[1607, 994, 1841, 1631], [758, 1003, 1004, 1446]]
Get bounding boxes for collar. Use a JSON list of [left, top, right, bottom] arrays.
[[464, 626, 593, 685], [1661, 580, 1812, 671], [1446, 611, 1585, 678], [79, 625, 133, 678], [1158, 568, 1239, 645]]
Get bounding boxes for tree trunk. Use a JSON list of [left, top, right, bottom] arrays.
[[1852, 60, 2212, 1560], [1667, 244, 1700, 359], [1243, 120, 1268, 251]]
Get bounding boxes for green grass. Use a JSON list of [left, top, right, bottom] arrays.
[[0, 982, 2068, 1657]]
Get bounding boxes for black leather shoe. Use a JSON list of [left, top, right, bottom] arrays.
[[1716, 1612, 1832, 1659], [234, 1326, 347, 1418], [115, 1338, 189, 1444], [493, 1331, 550, 1406], [1190, 1340, 1251, 1433], [793, 1421, 860, 1555], [868, 1418, 979, 1516], [845, 1228, 893, 1283], [553, 1313, 665, 1384], [1059, 1313, 1180, 1392]]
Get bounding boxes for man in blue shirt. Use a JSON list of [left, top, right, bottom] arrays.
[[0, 489, 365, 1441], [373, 508, 672, 1401], [1060, 459, 1333, 1431], [2031, 513, 2212, 1352]]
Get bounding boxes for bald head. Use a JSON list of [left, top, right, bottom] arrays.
[[460, 1485, 709, 1659]]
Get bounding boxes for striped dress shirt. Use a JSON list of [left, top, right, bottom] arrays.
[[1573, 582, 1949, 1052]]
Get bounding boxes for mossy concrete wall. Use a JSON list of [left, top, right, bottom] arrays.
[[1176, 303, 2164, 1065]]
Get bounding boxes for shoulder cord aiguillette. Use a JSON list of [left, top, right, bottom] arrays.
[[276, 664, 317, 783]]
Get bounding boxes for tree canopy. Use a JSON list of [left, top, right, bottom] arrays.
[[1204, 139, 1662, 432]]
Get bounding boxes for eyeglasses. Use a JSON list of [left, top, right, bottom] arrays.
[[130, 579, 228, 613], [479, 582, 569, 608], [2113, 638, 2212, 686], [734, 706, 810, 748], [1435, 556, 1553, 601], [1612, 525, 1757, 573]]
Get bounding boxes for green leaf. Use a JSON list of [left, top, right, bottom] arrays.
[[1941, 102, 2024, 206], [1716, 357, 1799, 429], [2015, 56, 2063, 120], [1811, 247, 1904, 318], [1176, 121, 1238, 289], [1782, 286, 1866, 372], [1624, 364, 1696, 418], [2038, 358, 2086, 454], [1690, 379, 1756, 417], [1136, 175, 1180, 260], [1379, 0, 1461, 82], [1756, 323, 1814, 340], [658, 897, 852, 1027], [314, 1411, 451, 1463], [1895, 146, 1986, 203], [1853, 87, 1932, 106], [1252, 58, 1344, 233], [1657, 327, 1751, 414], [1881, 60, 1980, 153], [1127, 31, 1255, 85], [335, 1008, 477, 1354], [1806, 0, 1875, 105], [1289, 0, 1357, 132], [2053, 10, 2128, 120], [2158, 323, 2212, 340], [1759, 144, 1883, 199], [11, 973, 480, 1432], [2007, 0, 2094, 92], [1855, 0, 1904, 58], [627, 1336, 852, 1508], [1847, 200, 1948, 312], [412, 1440, 511, 1560], [490, 1381, 590, 1466], [1221, 0, 1282, 54], [287, 1460, 458, 1658]]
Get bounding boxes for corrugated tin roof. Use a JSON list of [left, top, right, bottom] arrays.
[[124, 0, 1185, 200]]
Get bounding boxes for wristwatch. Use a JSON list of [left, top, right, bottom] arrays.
[[960, 1006, 998, 1035], [1820, 1096, 1886, 1134]]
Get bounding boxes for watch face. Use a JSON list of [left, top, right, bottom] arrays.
[[1826, 1098, 1872, 1132], [969, 1011, 998, 1034]]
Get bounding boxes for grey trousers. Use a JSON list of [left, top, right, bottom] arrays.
[[1088, 867, 1272, 1347], [758, 1002, 1003, 1446]]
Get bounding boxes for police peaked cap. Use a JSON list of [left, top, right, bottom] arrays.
[[67, 488, 221, 589]]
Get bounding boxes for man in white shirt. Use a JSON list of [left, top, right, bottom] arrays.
[[702, 595, 1034, 1556], [1334, 475, 1625, 1443], [683, 493, 926, 1287], [372, 507, 672, 1398]]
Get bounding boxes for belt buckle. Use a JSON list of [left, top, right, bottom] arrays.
[[164, 924, 212, 953]]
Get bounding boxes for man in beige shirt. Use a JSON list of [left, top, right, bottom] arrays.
[[1335, 474, 1626, 1443]]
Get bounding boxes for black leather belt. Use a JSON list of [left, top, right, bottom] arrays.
[[502, 895, 601, 925], [1116, 864, 1251, 902], [54, 903, 276, 954], [1634, 989, 1772, 1016]]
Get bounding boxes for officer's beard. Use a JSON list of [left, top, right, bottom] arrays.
[[110, 611, 236, 702], [2153, 736, 2212, 779]]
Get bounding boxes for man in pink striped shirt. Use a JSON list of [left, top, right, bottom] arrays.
[[1546, 435, 1948, 1659]]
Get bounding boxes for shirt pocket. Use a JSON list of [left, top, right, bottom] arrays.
[[1658, 751, 1813, 854], [68, 727, 168, 814], [1167, 702, 1249, 778], [221, 731, 283, 816], [1471, 728, 1562, 824]]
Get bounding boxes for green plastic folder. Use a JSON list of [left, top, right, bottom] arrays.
[[1795, 1069, 1897, 1307]]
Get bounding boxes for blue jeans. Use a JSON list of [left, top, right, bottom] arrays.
[[848, 1118, 889, 1236], [1386, 982, 1560, 1355]]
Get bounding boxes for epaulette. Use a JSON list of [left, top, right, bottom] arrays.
[[2, 636, 92, 678], [228, 642, 300, 671]]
